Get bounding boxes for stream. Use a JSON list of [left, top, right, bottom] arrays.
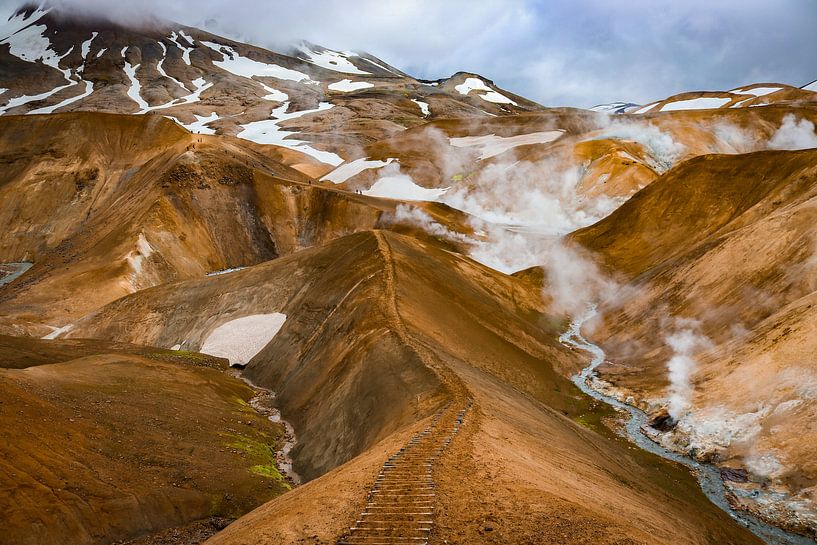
[[0, 262, 33, 287], [231, 372, 301, 487], [560, 305, 816, 545]]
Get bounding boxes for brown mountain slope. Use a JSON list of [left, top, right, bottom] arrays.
[[573, 148, 817, 535], [66, 230, 760, 544], [0, 335, 289, 545], [1, 4, 543, 166], [0, 112, 409, 333]]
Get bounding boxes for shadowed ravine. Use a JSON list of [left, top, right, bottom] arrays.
[[560, 305, 817, 545]]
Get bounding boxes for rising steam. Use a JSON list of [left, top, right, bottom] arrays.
[[768, 114, 817, 150], [664, 321, 712, 419]]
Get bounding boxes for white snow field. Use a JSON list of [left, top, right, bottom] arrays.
[[202, 41, 312, 82], [659, 97, 732, 111], [454, 77, 517, 105], [449, 130, 565, 160], [0, 5, 49, 40], [29, 80, 94, 114], [123, 50, 213, 114], [200, 313, 287, 365], [328, 79, 374, 92], [731, 86, 783, 97], [80, 32, 97, 56], [42, 323, 74, 340], [258, 81, 288, 102], [237, 102, 343, 165], [363, 165, 448, 201], [0, 10, 94, 115], [183, 112, 220, 135], [804, 80, 817, 92], [0, 79, 77, 115], [168, 30, 194, 65], [320, 157, 395, 184], [633, 102, 659, 114], [156, 41, 189, 90], [123, 55, 150, 111], [297, 44, 370, 74], [412, 99, 430, 116], [359, 56, 400, 75]]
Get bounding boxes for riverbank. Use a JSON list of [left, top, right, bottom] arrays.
[[560, 306, 816, 545]]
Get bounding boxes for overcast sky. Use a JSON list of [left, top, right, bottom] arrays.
[[4, 0, 816, 107]]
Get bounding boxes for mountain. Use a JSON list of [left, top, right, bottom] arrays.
[[2, 3, 817, 545], [0, 4, 543, 176], [572, 147, 817, 536], [601, 82, 817, 115]]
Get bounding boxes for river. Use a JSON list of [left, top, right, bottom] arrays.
[[560, 305, 815, 545], [0, 262, 33, 287]]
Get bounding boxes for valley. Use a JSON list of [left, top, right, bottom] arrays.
[[1, 3, 816, 544]]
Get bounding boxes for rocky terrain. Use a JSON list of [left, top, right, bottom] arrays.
[[1, 2, 817, 544]]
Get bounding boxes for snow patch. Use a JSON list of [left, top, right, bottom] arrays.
[[454, 77, 517, 105], [183, 112, 219, 135], [0, 79, 77, 115], [449, 130, 564, 160], [42, 324, 74, 340], [412, 99, 430, 117], [1, 23, 60, 69], [168, 30, 194, 65], [80, 32, 97, 59], [200, 313, 287, 365], [327, 79, 373, 92], [363, 163, 448, 201], [201, 41, 311, 82], [297, 44, 369, 74], [123, 61, 150, 111], [320, 157, 394, 184], [0, 6, 49, 41], [156, 41, 188, 91], [237, 101, 342, 165], [95, 47, 106, 58], [731, 86, 783, 97], [28, 80, 93, 114], [633, 102, 660, 114], [359, 56, 399, 75], [206, 266, 246, 276], [659, 97, 732, 111], [258, 81, 288, 102]]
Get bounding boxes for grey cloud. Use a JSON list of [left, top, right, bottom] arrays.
[[2, 0, 815, 107]]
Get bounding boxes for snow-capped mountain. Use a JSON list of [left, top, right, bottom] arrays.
[[0, 5, 544, 167]]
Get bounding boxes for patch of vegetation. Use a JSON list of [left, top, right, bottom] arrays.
[[573, 413, 596, 430], [145, 349, 226, 369], [250, 464, 290, 489], [223, 432, 287, 487]]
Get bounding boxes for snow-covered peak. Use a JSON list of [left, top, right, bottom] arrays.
[[454, 76, 517, 105], [589, 102, 640, 114], [296, 42, 370, 75]]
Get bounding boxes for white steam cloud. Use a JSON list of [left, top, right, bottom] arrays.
[[664, 321, 713, 419], [711, 121, 759, 154], [388, 204, 470, 243], [538, 239, 624, 317], [441, 159, 622, 236], [768, 114, 817, 150], [592, 118, 686, 173]]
